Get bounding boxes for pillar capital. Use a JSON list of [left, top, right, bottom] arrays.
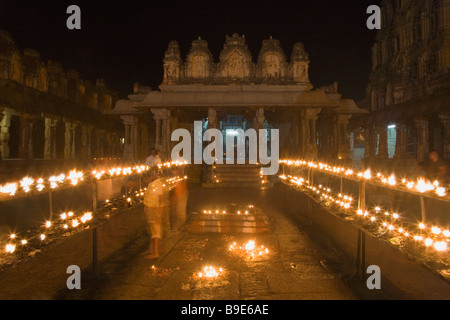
[[120, 115, 138, 126], [414, 118, 429, 162], [151, 108, 170, 120], [303, 107, 321, 120], [335, 113, 351, 125]]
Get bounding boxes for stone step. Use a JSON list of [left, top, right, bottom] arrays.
[[214, 167, 261, 174], [188, 224, 270, 234], [215, 164, 260, 168], [188, 211, 270, 234], [215, 177, 262, 183], [215, 173, 261, 177], [202, 181, 273, 189]]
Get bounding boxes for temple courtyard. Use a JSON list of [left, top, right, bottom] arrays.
[[54, 186, 406, 300]]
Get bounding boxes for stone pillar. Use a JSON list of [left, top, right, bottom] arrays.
[[256, 107, 265, 130], [394, 123, 407, 159], [19, 114, 34, 159], [300, 113, 308, 156], [0, 109, 10, 159], [113, 133, 121, 158], [97, 130, 105, 158], [81, 125, 89, 159], [44, 117, 56, 160], [104, 132, 111, 157], [64, 121, 73, 160], [364, 127, 376, 160], [292, 115, 300, 156], [155, 119, 162, 151], [439, 113, 450, 160], [302, 108, 321, 159], [415, 118, 429, 163], [151, 109, 171, 160], [87, 126, 94, 159], [163, 114, 171, 160], [207, 107, 218, 129], [121, 115, 138, 160], [71, 124, 77, 159], [335, 114, 351, 160], [376, 125, 389, 159]]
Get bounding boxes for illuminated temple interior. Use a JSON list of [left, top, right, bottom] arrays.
[[0, 0, 449, 301]]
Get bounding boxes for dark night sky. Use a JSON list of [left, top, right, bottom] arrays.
[[0, 0, 381, 100]]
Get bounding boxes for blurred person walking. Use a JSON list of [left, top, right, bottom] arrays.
[[172, 170, 188, 230], [427, 151, 450, 185], [142, 171, 164, 259]]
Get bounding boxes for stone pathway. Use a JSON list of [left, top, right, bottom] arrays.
[[60, 188, 356, 300]]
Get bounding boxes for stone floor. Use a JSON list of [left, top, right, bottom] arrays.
[[58, 187, 357, 300]]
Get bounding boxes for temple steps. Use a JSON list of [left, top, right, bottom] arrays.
[[202, 164, 273, 189], [188, 211, 270, 234]]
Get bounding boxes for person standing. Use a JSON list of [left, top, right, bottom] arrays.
[[142, 172, 164, 259], [427, 151, 450, 185], [145, 149, 156, 166], [150, 150, 162, 168]]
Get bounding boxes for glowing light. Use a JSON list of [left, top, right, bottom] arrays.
[[36, 178, 45, 191], [10, 234, 16, 239], [419, 223, 426, 230], [431, 227, 442, 235], [245, 240, 256, 251], [80, 212, 93, 224], [388, 175, 396, 186], [45, 221, 52, 228], [72, 219, 79, 228], [436, 187, 446, 197], [425, 238, 433, 247], [197, 266, 223, 279], [363, 170, 372, 180], [416, 179, 434, 193], [68, 170, 83, 186], [5, 244, 15, 253], [433, 241, 447, 252], [21, 240, 27, 245], [19, 177, 34, 193], [40, 234, 46, 241], [229, 240, 270, 259], [0, 183, 18, 196]]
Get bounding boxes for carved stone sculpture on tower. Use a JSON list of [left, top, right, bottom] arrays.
[[185, 37, 213, 80], [257, 36, 287, 79], [217, 33, 253, 80], [290, 42, 310, 83], [163, 41, 183, 84]]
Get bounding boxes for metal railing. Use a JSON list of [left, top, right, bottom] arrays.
[[279, 159, 450, 278]]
